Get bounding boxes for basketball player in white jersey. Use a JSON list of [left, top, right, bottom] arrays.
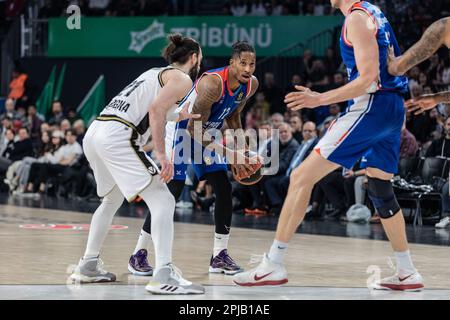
[[70, 34, 205, 295]]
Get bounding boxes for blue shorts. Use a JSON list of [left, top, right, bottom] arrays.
[[315, 91, 405, 174], [170, 121, 228, 181]]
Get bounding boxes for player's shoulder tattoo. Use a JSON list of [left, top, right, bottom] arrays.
[[196, 74, 223, 108]]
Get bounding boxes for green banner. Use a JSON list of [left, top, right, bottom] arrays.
[[77, 75, 105, 126], [48, 16, 342, 57]]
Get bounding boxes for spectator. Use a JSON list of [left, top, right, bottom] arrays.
[[247, 122, 299, 214], [14, 130, 63, 195], [66, 108, 79, 124], [26, 130, 82, 194], [425, 116, 450, 158], [88, 0, 110, 16], [48, 101, 65, 126], [285, 74, 304, 95], [2, 99, 20, 121], [230, 0, 247, 16], [264, 121, 318, 214], [73, 119, 86, 145], [0, 129, 15, 160], [0, 128, 33, 174], [27, 105, 43, 148], [250, 0, 267, 16], [60, 119, 72, 133], [262, 72, 285, 114], [289, 114, 303, 143], [270, 113, 284, 129], [8, 68, 29, 107], [400, 120, 419, 159]]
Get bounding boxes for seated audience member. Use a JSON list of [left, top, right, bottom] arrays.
[[425, 116, 450, 158], [264, 121, 318, 215], [0, 128, 33, 174], [26, 130, 82, 194]]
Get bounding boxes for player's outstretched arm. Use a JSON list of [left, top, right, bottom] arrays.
[[405, 91, 450, 115], [388, 17, 449, 76], [148, 70, 192, 182], [285, 11, 379, 110]]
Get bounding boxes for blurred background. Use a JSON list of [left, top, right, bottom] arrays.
[[0, 0, 450, 228]]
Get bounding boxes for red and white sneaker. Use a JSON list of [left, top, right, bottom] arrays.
[[233, 254, 288, 287], [372, 271, 424, 292]]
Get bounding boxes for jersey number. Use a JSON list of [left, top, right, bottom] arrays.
[[218, 107, 232, 120], [118, 80, 145, 97]]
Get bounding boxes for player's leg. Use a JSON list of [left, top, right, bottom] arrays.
[[204, 170, 243, 275], [233, 151, 339, 286], [129, 179, 185, 276], [234, 93, 377, 286], [367, 168, 423, 291], [70, 123, 120, 283], [70, 185, 123, 283], [140, 177, 204, 294]]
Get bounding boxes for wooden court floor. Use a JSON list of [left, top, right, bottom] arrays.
[[1, 204, 450, 299]]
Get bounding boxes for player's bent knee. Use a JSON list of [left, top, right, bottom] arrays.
[[102, 186, 123, 207], [367, 177, 400, 219]]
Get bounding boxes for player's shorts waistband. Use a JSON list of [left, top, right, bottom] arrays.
[[96, 115, 142, 134]]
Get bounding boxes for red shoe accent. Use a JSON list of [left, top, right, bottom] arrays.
[[244, 208, 256, 215], [379, 283, 424, 291], [233, 278, 288, 287]]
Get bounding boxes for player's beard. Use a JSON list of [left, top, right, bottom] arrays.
[[189, 62, 200, 81]]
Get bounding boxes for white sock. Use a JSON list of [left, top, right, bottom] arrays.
[[140, 179, 175, 273], [268, 239, 288, 265], [133, 229, 152, 254], [394, 250, 416, 276], [84, 186, 124, 259], [213, 233, 230, 256]]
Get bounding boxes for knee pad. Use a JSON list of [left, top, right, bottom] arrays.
[[367, 177, 400, 219]]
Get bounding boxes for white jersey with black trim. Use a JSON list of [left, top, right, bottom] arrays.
[[99, 66, 180, 143]]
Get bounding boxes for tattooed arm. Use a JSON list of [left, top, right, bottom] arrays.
[[187, 74, 221, 148], [388, 18, 449, 76], [405, 91, 450, 115]]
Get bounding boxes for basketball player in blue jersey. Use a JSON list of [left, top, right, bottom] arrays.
[[234, 0, 424, 291], [128, 42, 259, 276]]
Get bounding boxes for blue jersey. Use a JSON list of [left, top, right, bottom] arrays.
[[191, 66, 251, 130], [168, 66, 253, 180], [340, 1, 408, 94]]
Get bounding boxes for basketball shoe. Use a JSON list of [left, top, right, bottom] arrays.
[[233, 254, 288, 286], [209, 249, 243, 275], [145, 263, 205, 295], [69, 257, 116, 283], [371, 271, 424, 291], [128, 249, 153, 276]]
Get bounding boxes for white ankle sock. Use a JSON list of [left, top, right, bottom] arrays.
[[268, 239, 288, 265], [133, 229, 152, 254], [213, 233, 229, 256], [394, 250, 416, 276]]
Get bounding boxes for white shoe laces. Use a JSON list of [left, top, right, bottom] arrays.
[[169, 264, 183, 281], [96, 258, 108, 275]]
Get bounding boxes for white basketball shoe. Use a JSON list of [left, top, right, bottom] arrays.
[[371, 271, 424, 291], [233, 254, 288, 287]]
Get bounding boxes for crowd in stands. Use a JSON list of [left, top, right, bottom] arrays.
[[0, 92, 90, 199], [1, 0, 450, 228]]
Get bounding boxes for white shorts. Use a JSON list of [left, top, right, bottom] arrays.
[[83, 119, 159, 202]]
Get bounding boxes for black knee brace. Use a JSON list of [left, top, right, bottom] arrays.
[[367, 177, 400, 219]]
